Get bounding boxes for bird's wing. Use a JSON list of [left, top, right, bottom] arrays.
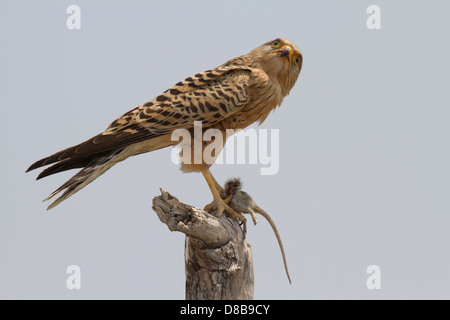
[[27, 64, 252, 177], [106, 65, 251, 136]]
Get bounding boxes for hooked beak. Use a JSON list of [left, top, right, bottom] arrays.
[[277, 46, 292, 64]]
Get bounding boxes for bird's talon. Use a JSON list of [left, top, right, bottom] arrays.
[[204, 202, 215, 213], [205, 198, 246, 224]]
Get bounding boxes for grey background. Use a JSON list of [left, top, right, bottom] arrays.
[[1, 0, 449, 299]]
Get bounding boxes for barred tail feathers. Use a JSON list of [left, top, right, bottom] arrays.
[[44, 149, 125, 210]]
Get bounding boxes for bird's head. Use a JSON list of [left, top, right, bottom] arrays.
[[249, 38, 303, 96], [224, 177, 242, 196]]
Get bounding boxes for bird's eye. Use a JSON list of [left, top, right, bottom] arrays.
[[271, 40, 280, 48], [294, 56, 301, 66]]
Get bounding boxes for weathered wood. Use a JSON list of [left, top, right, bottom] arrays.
[[152, 189, 254, 300]]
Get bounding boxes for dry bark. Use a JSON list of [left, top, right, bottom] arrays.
[[152, 189, 254, 300]]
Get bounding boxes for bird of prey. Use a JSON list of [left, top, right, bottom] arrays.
[[27, 38, 303, 223]]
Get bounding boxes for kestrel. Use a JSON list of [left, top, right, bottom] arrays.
[[27, 38, 303, 224]]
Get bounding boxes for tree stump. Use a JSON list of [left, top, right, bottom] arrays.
[[152, 189, 254, 300]]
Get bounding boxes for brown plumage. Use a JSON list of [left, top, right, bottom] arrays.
[[223, 177, 292, 284], [27, 38, 302, 211]]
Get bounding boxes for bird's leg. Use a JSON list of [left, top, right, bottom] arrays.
[[202, 169, 246, 223], [222, 194, 233, 204], [210, 174, 226, 197], [210, 173, 233, 205], [209, 173, 234, 204]]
